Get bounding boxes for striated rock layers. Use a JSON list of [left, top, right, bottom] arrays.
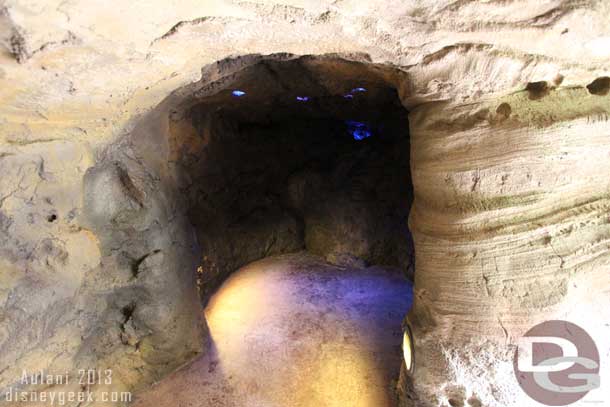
[[1, 1, 610, 406], [404, 85, 610, 407]]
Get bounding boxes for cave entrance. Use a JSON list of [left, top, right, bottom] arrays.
[[174, 56, 414, 298], [157, 55, 415, 406]]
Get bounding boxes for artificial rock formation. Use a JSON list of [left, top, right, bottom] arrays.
[[1, 1, 610, 406]]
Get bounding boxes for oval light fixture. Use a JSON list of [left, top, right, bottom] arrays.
[[403, 323, 415, 374]]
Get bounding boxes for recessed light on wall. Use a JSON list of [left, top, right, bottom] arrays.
[[345, 120, 373, 140], [403, 325, 414, 373]]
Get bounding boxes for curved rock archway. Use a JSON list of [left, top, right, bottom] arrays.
[[79, 53, 416, 401]]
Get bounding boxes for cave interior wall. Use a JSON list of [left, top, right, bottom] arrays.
[[167, 57, 414, 300]]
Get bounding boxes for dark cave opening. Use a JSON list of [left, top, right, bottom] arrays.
[[169, 56, 415, 302], [80, 54, 417, 405]]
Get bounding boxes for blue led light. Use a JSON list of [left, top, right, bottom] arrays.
[[343, 94, 354, 99], [232, 90, 246, 97], [296, 96, 310, 102], [351, 87, 367, 93], [352, 128, 372, 140], [345, 120, 373, 141]]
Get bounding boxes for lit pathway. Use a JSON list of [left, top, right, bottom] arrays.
[[134, 252, 413, 407]]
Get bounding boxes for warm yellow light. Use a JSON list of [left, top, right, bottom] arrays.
[[402, 329, 413, 372], [204, 256, 399, 406]]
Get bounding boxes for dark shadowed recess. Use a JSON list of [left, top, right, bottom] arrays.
[[168, 56, 415, 302]]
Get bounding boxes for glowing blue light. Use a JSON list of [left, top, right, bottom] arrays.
[[232, 90, 246, 97], [344, 94, 354, 99], [351, 87, 367, 93], [345, 120, 373, 141], [352, 129, 372, 140], [296, 96, 310, 102]]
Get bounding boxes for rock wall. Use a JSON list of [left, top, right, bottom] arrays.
[[1, 1, 610, 406], [405, 86, 610, 406]]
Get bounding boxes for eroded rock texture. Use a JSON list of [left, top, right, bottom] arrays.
[[404, 87, 610, 406], [1, 1, 610, 406]]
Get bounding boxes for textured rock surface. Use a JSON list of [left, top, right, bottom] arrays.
[[405, 87, 610, 406], [1, 1, 610, 406]]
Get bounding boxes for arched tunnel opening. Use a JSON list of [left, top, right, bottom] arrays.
[[157, 55, 417, 406], [84, 54, 417, 406]]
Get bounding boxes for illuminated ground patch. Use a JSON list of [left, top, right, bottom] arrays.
[[134, 252, 413, 407]]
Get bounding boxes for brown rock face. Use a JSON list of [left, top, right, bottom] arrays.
[[1, 1, 610, 406]]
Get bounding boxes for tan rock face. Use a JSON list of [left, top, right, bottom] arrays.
[[407, 89, 610, 406], [1, 1, 610, 406]]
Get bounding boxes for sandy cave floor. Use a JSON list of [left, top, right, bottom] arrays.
[[133, 252, 413, 407]]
